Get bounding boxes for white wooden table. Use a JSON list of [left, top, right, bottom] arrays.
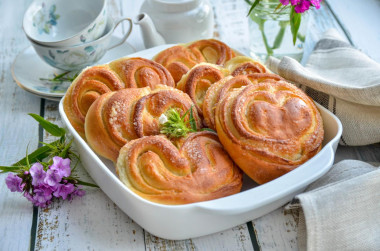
[[1, 0, 379, 250]]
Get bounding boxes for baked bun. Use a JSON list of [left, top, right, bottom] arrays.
[[153, 45, 205, 83], [109, 57, 175, 88], [64, 57, 175, 138], [153, 39, 237, 83], [215, 80, 324, 184], [85, 85, 201, 162], [84, 87, 151, 162], [63, 65, 125, 137], [224, 56, 268, 76], [188, 39, 236, 65], [176, 63, 229, 116], [203, 73, 283, 130], [116, 131, 243, 204]]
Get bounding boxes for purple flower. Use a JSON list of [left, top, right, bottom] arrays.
[[53, 183, 75, 200], [294, 0, 311, 13], [5, 173, 23, 192], [72, 187, 86, 197], [290, 0, 301, 5], [44, 169, 62, 188], [309, 0, 321, 9], [33, 185, 53, 205], [23, 191, 34, 202], [50, 156, 71, 178], [279, 0, 289, 5], [30, 162, 46, 186]]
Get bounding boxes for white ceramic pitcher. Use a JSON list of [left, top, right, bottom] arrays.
[[134, 0, 214, 48]]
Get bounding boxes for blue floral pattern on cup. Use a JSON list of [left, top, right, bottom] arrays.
[[33, 3, 60, 34]]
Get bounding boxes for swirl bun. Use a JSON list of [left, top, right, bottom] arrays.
[[85, 86, 201, 162], [225, 56, 268, 76], [203, 73, 283, 130], [176, 63, 229, 116], [116, 131, 243, 204], [153, 45, 205, 83], [109, 57, 175, 88], [64, 58, 175, 138], [188, 39, 236, 65], [63, 65, 125, 137], [85, 87, 151, 162], [215, 80, 324, 184]]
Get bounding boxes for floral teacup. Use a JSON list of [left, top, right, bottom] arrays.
[[29, 16, 133, 71], [23, 0, 107, 47]]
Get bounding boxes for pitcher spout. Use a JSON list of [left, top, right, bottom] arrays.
[[134, 13, 166, 49]]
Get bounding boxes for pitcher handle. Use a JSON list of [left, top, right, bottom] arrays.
[[107, 18, 133, 50]]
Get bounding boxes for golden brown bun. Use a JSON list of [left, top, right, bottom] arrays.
[[203, 73, 284, 130], [215, 80, 324, 184], [109, 57, 175, 88], [188, 39, 236, 65], [153, 45, 205, 83], [224, 56, 268, 76], [176, 63, 229, 116], [153, 39, 237, 83], [84, 85, 201, 162], [116, 131, 243, 205], [64, 58, 175, 138], [84, 87, 150, 162], [63, 65, 125, 137]]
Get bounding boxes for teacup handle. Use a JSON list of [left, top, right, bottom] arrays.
[[107, 18, 133, 50]]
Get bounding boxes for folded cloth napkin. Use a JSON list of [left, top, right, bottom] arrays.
[[267, 29, 380, 146], [285, 160, 380, 250]]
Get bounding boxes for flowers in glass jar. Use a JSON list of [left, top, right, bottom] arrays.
[[248, 0, 322, 44]]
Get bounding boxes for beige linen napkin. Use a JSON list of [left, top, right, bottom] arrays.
[[267, 29, 380, 146], [285, 160, 380, 250]]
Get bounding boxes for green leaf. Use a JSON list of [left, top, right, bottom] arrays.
[[247, 0, 261, 16], [75, 179, 99, 188], [29, 113, 65, 137], [12, 140, 60, 167], [0, 166, 25, 173], [290, 7, 302, 45]]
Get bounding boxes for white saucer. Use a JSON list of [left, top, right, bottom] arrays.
[[12, 36, 136, 98]]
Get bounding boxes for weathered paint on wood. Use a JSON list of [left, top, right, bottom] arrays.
[[0, 0, 42, 250]]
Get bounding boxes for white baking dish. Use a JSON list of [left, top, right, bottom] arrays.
[[58, 45, 343, 240]]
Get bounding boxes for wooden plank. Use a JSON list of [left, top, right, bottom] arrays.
[[327, 0, 380, 62], [144, 225, 254, 251], [0, 0, 43, 250]]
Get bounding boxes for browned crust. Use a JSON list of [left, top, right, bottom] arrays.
[[215, 80, 324, 184], [116, 131, 243, 205]]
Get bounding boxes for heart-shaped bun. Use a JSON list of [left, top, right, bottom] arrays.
[[215, 79, 324, 184], [85, 85, 201, 162], [116, 131, 243, 204], [63, 57, 175, 138]]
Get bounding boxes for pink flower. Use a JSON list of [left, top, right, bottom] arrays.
[[29, 163, 46, 186], [5, 173, 23, 192], [279, 0, 289, 5], [290, 0, 301, 5], [33, 185, 53, 207], [309, 0, 321, 9], [44, 169, 62, 187], [72, 187, 86, 198], [50, 156, 71, 178], [53, 183, 75, 200], [294, 0, 311, 13]]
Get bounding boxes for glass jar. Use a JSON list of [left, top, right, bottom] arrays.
[[248, 0, 309, 62]]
